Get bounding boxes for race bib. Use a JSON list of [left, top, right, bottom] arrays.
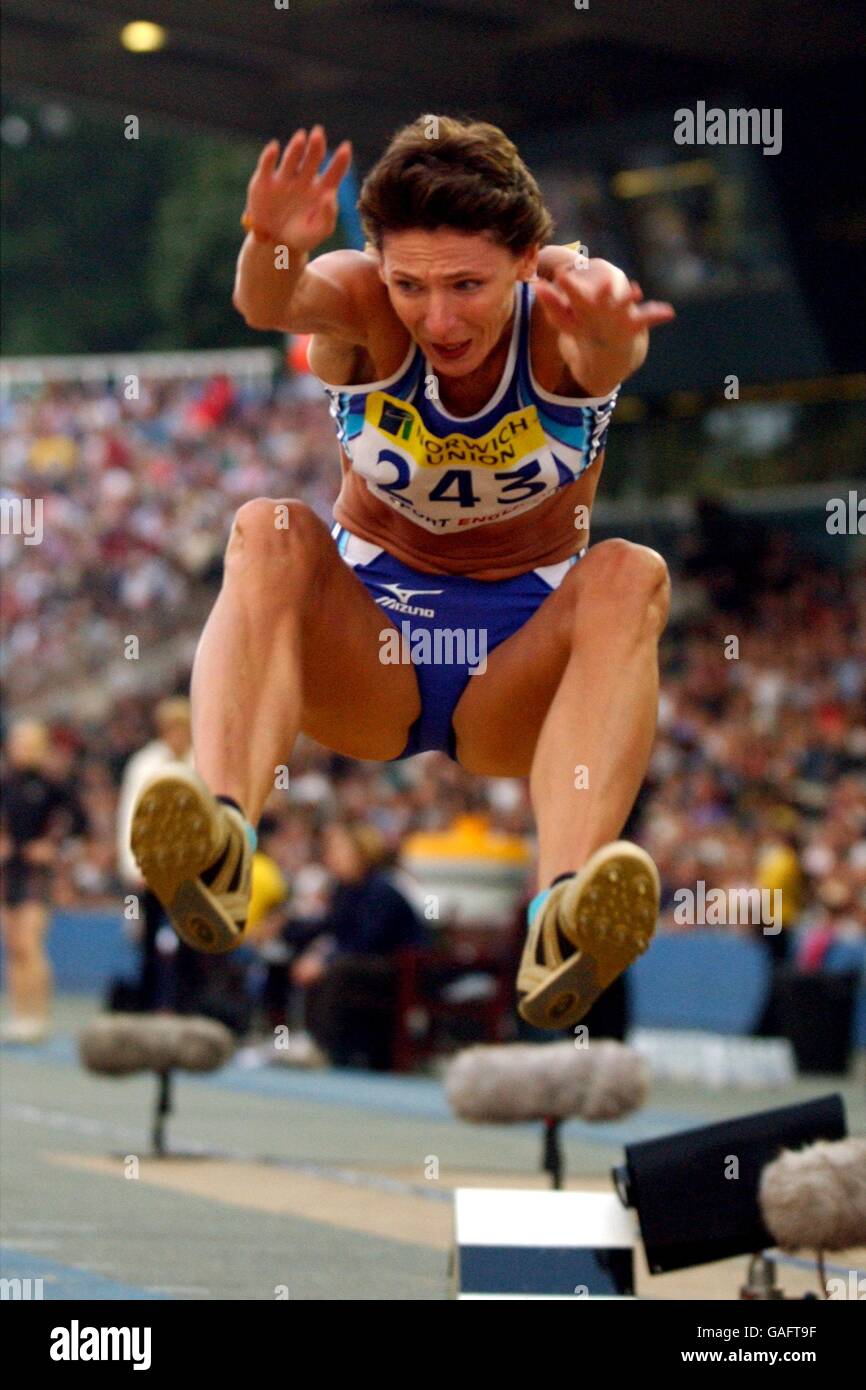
[[352, 391, 569, 533]]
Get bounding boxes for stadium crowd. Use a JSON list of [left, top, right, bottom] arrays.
[[1, 375, 864, 969]]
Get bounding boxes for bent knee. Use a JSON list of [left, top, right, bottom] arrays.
[[577, 539, 670, 629], [226, 498, 331, 573]]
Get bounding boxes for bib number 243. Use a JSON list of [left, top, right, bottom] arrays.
[[373, 450, 548, 509]]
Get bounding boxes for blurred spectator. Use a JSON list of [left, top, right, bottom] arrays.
[[294, 820, 430, 1070], [0, 719, 87, 1040], [114, 696, 195, 1011], [241, 814, 292, 1030]]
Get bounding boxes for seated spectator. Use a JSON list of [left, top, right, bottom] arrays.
[[292, 820, 430, 1070]]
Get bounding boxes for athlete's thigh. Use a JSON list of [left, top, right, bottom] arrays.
[[297, 537, 420, 760], [451, 566, 577, 776]]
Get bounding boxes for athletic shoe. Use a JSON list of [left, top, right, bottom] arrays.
[[130, 764, 252, 953], [517, 841, 659, 1030]]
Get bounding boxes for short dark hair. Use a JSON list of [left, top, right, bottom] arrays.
[[358, 114, 554, 256]]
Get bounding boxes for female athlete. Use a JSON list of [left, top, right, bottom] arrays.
[[131, 116, 675, 1029]]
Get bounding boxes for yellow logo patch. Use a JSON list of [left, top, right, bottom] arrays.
[[367, 391, 545, 471]]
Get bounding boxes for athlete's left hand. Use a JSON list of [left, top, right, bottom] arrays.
[[535, 259, 674, 390]]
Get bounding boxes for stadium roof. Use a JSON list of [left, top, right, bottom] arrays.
[[3, 0, 861, 162]]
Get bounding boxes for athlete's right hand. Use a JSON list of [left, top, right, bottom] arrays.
[[243, 126, 352, 251]]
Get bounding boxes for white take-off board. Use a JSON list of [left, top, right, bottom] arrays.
[[452, 1188, 638, 1300]]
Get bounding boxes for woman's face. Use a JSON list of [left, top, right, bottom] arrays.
[[378, 228, 538, 378], [322, 826, 364, 881]]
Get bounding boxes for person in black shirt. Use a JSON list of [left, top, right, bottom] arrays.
[[0, 720, 87, 1042], [292, 820, 429, 1069]]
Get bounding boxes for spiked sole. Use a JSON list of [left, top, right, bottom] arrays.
[[130, 767, 245, 954], [517, 841, 659, 1030]]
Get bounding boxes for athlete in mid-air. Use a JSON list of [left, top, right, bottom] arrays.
[[131, 116, 675, 1029]]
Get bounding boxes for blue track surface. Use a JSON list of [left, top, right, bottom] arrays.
[[0, 1248, 167, 1300]]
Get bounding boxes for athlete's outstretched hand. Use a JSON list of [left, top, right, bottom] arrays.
[[243, 126, 352, 251], [535, 258, 674, 390]]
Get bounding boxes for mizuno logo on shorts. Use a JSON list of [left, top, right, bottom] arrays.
[[376, 581, 443, 618], [378, 581, 444, 606]]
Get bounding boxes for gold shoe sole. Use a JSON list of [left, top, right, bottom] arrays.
[[517, 841, 659, 1030], [130, 768, 243, 954]]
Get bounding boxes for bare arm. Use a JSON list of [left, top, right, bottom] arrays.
[[535, 253, 675, 396], [235, 243, 373, 341], [232, 127, 369, 342]]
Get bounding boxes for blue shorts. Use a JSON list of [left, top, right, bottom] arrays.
[[332, 523, 583, 760]]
